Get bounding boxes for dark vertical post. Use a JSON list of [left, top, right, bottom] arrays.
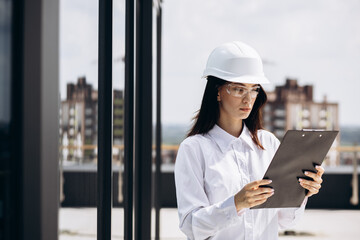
[[97, 0, 113, 239], [155, 2, 162, 240], [11, 0, 24, 239], [22, 0, 59, 239], [135, 0, 153, 239], [124, 0, 135, 239]]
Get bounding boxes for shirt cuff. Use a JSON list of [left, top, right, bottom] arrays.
[[237, 208, 246, 216], [294, 196, 308, 216], [221, 195, 239, 220], [222, 195, 247, 217], [301, 197, 308, 207]]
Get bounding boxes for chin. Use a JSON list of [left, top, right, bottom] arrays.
[[235, 114, 250, 120]]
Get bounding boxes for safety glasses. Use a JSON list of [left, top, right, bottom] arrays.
[[225, 84, 260, 99]]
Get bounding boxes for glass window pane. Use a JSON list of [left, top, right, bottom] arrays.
[[0, 0, 12, 124], [112, 0, 126, 239], [59, 0, 98, 239]]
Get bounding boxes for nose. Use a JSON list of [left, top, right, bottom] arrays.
[[242, 92, 251, 103]]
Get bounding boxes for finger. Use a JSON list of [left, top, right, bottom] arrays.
[[252, 191, 274, 201], [299, 178, 321, 189], [304, 171, 323, 184], [252, 187, 274, 196], [247, 179, 272, 189], [244, 189, 274, 205], [300, 181, 319, 190], [250, 197, 270, 208], [315, 165, 325, 176], [247, 190, 274, 201], [300, 181, 320, 194]]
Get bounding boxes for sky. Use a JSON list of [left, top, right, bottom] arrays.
[[60, 0, 360, 127]]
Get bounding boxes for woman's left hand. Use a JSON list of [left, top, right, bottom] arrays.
[[299, 165, 325, 197]]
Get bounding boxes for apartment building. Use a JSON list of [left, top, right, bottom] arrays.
[[263, 79, 340, 165], [60, 77, 124, 162]]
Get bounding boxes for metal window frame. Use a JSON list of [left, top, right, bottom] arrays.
[[124, 0, 135, 239], [154, 2, 163, 240], [10, 0, 24, 239], [98, 0, 162, 239], [97, 0, 113, 239], [134, 0, 153, 239]]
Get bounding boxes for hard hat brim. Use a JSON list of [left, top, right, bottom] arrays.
[[202, 74, 270, 84]]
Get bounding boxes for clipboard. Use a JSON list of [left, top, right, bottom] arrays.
[[252, 129, 339, 209]]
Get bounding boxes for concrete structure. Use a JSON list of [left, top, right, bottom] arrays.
[[263, 79, 340, 166], [60, 77, 124, 162], [59, 208, 360, 240]]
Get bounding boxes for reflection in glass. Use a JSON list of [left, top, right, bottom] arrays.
[[0, 0, 12, 124], [0, 0, 12, 238]]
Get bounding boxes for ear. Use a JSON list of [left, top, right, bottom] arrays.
[[217, 92, 221, 102]]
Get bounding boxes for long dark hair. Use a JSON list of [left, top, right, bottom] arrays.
[[187, 76, 267, 150]]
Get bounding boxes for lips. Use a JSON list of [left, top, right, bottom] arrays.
[[240, 108, 252, 112]]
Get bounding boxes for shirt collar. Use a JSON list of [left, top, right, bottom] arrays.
[[208, 124, 256, 153]]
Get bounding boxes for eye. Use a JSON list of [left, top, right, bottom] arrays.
[[250, 86, 260, 92], [230, 86, 246, 92], [234, 87, 245, 93]]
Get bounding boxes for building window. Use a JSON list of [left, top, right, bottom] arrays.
[[302, 119, 310, 128], [319, 120, 327, 128], [319, 109, 327, 118], [274, 119, 285, 128], [85, 119, 92, 125], [85, 129, 92, 136], [85, 108, 92, 115], [274, 109, 286, 117], [274, 129, 285, 137], [69, 108, 75, 116], [302, 109, 310, 118], [69, 128, 74, 136]]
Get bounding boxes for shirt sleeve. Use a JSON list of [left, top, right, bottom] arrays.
[[174, 140, 241, 240], [277, 197, 308, 229]]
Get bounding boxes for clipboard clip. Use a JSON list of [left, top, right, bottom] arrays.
[[301, 129, 326, 137]]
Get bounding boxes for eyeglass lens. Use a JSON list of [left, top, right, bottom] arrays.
[[227, 85, 259, 98]]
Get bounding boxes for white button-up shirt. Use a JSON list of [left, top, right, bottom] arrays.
[[175, 124, 306, 240]]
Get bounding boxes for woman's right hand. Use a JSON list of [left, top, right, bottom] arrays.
[[234, 179, 274, 211]]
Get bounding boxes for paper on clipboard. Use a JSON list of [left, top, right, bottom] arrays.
[[251, 129, 339, 209]]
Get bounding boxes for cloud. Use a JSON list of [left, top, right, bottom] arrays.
[[162, 0, 360, 125], [60, 0, 360, 125], [60, 0, 126, 99]]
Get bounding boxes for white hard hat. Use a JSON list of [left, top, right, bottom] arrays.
[[202, 41, 270, 84]]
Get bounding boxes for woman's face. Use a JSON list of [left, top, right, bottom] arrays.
[[217, 82, 259, 121]]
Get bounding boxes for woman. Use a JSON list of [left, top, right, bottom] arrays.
[[174, 41, 324, 240]]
